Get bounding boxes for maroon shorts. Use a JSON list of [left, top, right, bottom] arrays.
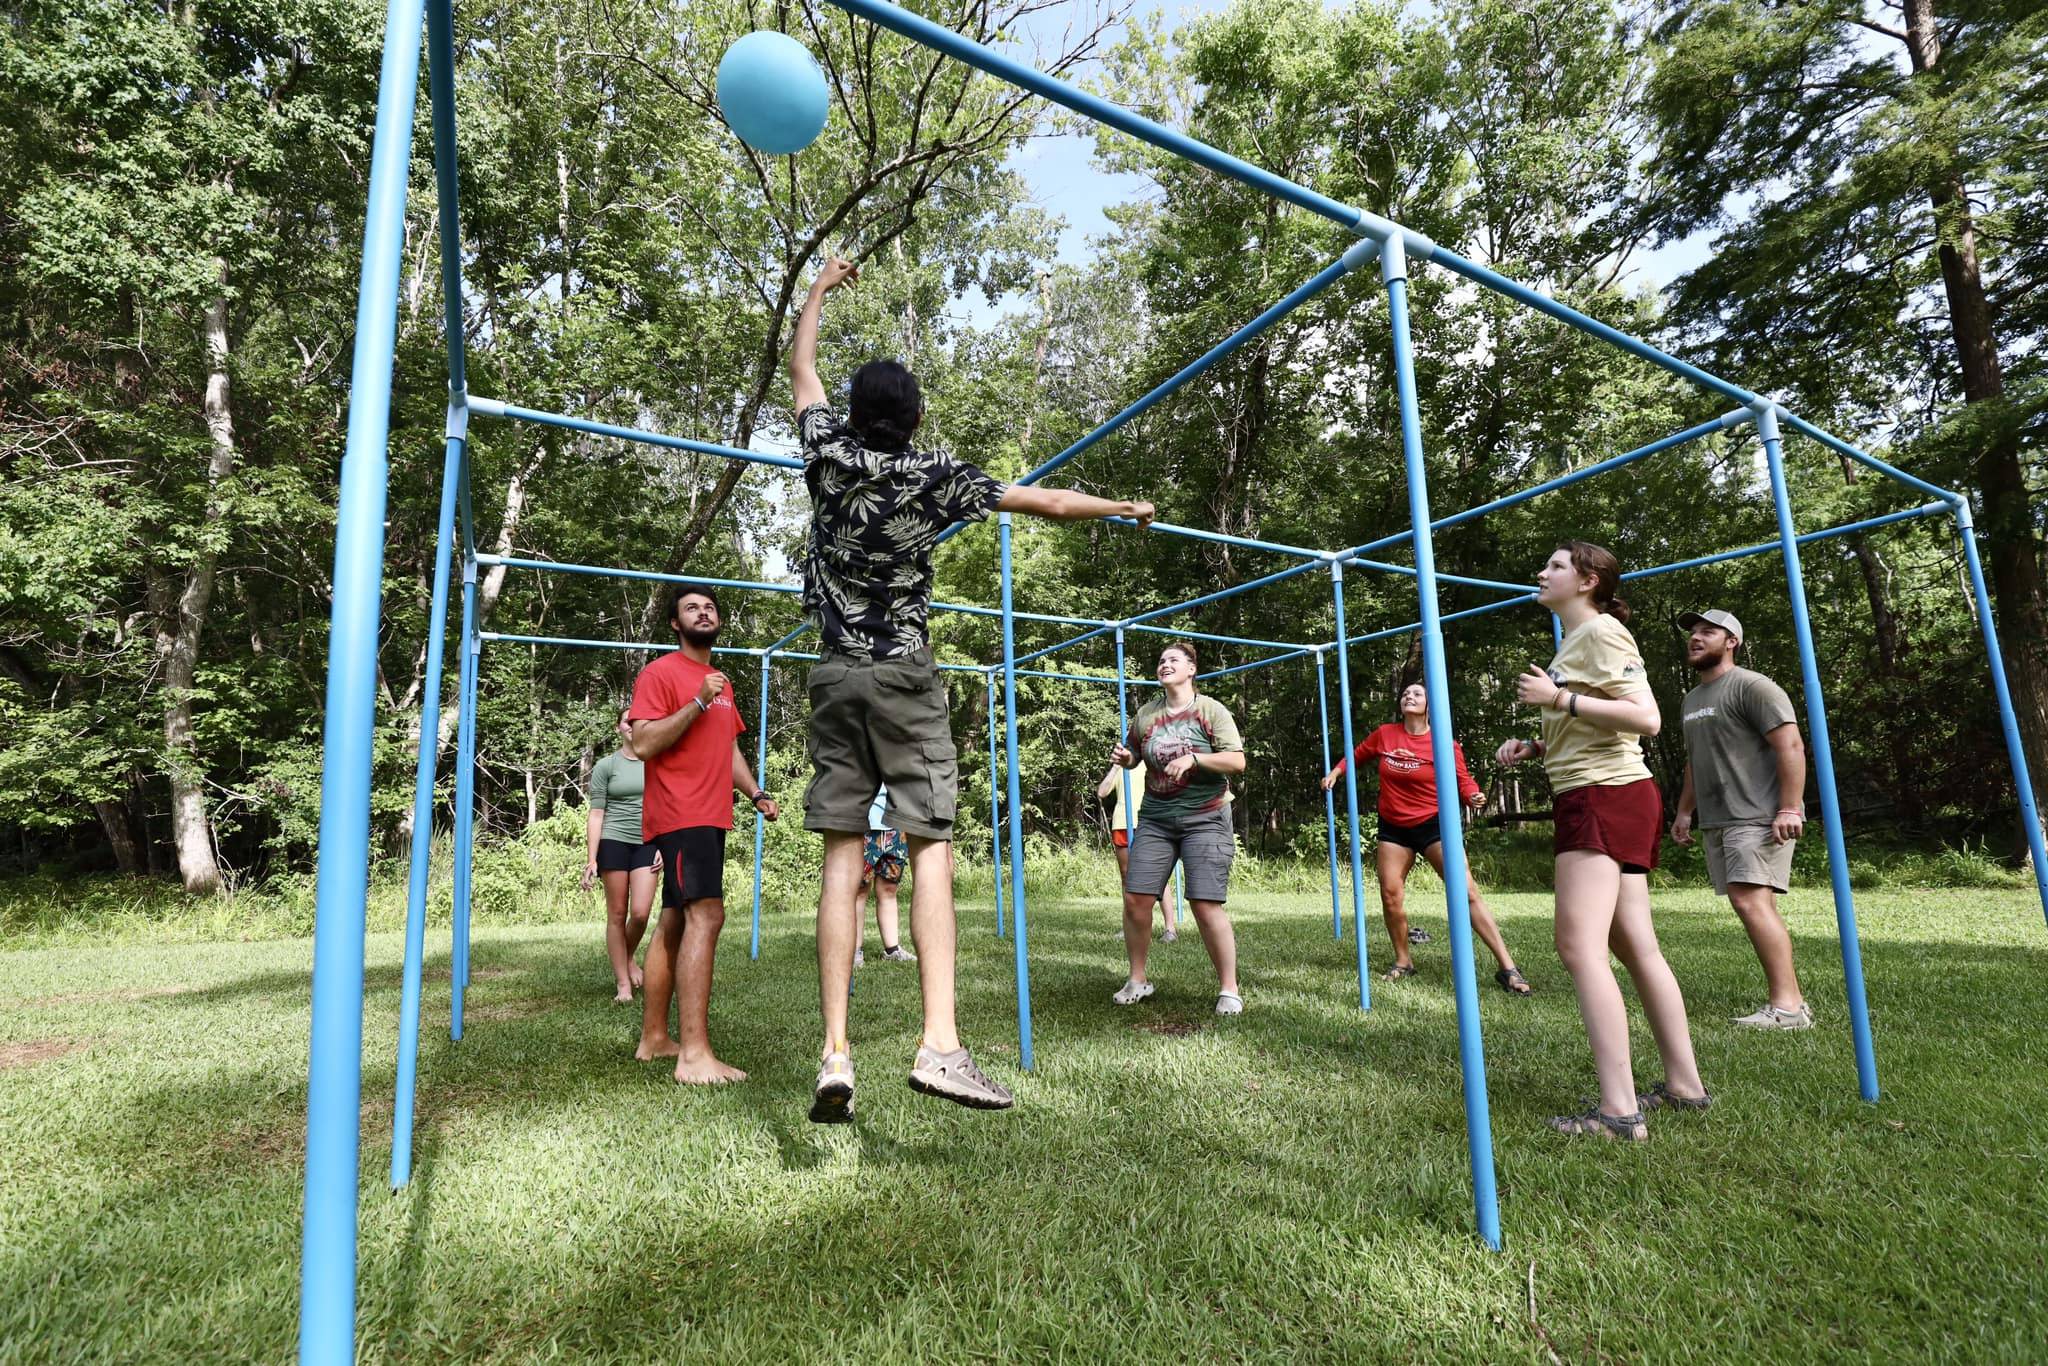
[[1553, 778, 1663, 873]]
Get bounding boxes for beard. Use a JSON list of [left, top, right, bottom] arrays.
[[679, 624, 720, 648], [1688, 648, 1727, 672]]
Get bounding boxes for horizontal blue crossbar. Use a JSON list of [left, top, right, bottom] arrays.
[[1198, 646, 1322, 681], [1124, 621, 1317, 652], [1013, 558, 1331, 670], [1339, 413, 1747, 561], [477, 554, 800, 595], [1774, 408, 1961, 505], [468, 396, 804, 470], [1621, 502, 1955, 582]]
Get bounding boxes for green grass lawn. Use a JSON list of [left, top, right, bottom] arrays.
[[4, 883, 2046, 1361]]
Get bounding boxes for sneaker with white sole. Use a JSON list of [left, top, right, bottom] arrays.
[[908, 1044, 1014, 1110], [1732, 1002, 1814, 1030], [880, 944, 916, 963], [809, 1050, 855, 1124], [1112, 978, 1156, 1006]]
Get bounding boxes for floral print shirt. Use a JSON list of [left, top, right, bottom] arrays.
[[797, 402, 1007, 659]]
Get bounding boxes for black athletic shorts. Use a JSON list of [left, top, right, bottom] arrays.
[[594, 838, 656, 873], [652, 826, 727, 909], [1378, 815, 1443, 853]]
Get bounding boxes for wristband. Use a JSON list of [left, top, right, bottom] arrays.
[[1776, 808, 1802, 817], [1569, 693, 1579, 717], [693, 696, 709, 716], [752, 791, 774, 806]]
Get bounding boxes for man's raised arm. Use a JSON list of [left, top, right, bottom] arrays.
[[788, 258, 860, 415]]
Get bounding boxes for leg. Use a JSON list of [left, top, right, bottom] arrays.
[[673, 895, 745, 1084], [817, 831, 865, 1056], [903, 835, 960, 1051], [1609, 874, 1705, 1100], [1121, 889, 1155, 985], [1552, 850, 1635, 1117], [1727, 883, 1806, 1011], [601, 869, 633, 1001], [1118, 823, 1174, 993], [1376, 840, 1416, 971], [1421, 843, 1517, 973], [876, 877, 903, 950], [624, 864, 656, 988], [633, 904, 682, 1060], [1160, 867, 1178, 936], [1188, 900, 1238, 996]]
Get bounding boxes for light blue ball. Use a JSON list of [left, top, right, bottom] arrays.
[[716, 31, 829, 156]]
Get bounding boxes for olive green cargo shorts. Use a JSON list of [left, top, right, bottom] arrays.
[[803, 648, 959, 842]]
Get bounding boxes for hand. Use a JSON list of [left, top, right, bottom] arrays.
[[1495, 738, 1536, 768], [1466, 791, 1487, 813], [1164, 753, 1198, 781], [1515, 665, 1562, 708], [1110, 744, 1135, 769], [813, 257, 859, 294], [1670, 809, 1693, 846], [1127, 500, 1156, 529], [1773, 809, 1805, 843], [756, 796, 781, 823], [1319, 768, 1341, 792], [580, 860, 598, 892], [696, 671, 728, 709]]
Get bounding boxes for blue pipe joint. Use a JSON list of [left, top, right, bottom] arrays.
[[1353, 210, 1435, 269]]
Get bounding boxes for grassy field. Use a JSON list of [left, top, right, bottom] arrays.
[[3, 879, 2045, 1362]]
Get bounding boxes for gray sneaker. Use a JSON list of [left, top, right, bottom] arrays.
[[880, 944, 917, 963], [1733, 1002, 1814, 1030], [908, 1044, 1014, 1111], [809, 1050, 855, 1124]]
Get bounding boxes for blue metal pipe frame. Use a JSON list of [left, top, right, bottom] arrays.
[[998, 514, 1034, 1067], [749, 651, 773, 960], [298, 0, 426, 1353], [1329, 563, 1371, 1008], [1383, 240, 1502, 1251], [314, 0, 2048, 1329], [1316, 651, 1342, 940], [987, 670, 1008, 939]]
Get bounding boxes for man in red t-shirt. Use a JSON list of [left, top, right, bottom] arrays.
[[627, 585, 778, 1084]]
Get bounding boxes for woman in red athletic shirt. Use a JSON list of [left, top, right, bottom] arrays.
[[1322, 682, 1531, 993]]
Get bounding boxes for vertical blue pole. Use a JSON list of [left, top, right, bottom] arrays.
[[1330, 564, 1371, 1008], [1952, 505, 2048, 922], [1316, 650, 1343, 939], [985, 669, 1007, 939], [389, 429, 463, 1190], [1756, 406, 1878, 1100], [297, 0, 427, 1357], [998, 514, 1034, 1069], [750, 652, 772, 960], [1114, 626, 1137, 879], [449, 582, 478, 1038], [1384, 238, 1501, 1252]]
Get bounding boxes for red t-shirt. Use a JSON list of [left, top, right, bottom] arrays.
[[626, 651, 747, 837], [1336, 722, 1481, 827]]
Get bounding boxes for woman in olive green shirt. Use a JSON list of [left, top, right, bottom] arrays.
[[584, 708, 658, 1001]]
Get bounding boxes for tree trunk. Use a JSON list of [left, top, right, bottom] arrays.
[[1901, 0, 2048, 855], [93, 801, 146, 876], [153, 284, 238, 895]]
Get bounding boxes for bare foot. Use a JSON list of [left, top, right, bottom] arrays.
[[674, 1052, 748, 1085], [614, 986, 634, 1003], [634, 1037, 682, 1061], [629, 965, 644, 989]]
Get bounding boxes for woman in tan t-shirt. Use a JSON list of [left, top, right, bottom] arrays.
[[1496, 542, 1707, 1140]]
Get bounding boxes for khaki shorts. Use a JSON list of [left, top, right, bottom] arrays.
[[803, 649, 959, 842], [1704, 823, 1795, 895]]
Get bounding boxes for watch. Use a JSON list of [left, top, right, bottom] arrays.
[[750, 791, 773, 806]]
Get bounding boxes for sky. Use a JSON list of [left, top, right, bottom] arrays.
[[955, 0, 1719, 328]]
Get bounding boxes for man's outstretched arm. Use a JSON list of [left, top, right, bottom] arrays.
[[998, 484, 1155, 527], [789, 258, 859, 414]]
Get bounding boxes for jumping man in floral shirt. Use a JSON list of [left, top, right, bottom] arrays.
[[789, 257, 1155, 1123]]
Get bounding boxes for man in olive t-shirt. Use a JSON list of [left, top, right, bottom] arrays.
[[1670, 609, 1813, 1029]]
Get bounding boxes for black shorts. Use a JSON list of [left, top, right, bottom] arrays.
[[594, 838, 656, 872], [652, 826, 727, 909], [1378, 816, 1443, 853]]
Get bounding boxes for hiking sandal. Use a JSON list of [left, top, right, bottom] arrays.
[[1637, 1080, 1712, 1113], [1547, 1105, 1648, 1141], [1214, 991, 1243, 1016], [1385, 962, 1419, 981], [1494, 967, 1533, 996]]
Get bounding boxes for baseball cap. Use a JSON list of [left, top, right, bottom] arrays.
[[1677, 608, 1743, 643]]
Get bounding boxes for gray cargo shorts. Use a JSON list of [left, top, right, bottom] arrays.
[[803, 648, 959, 842], [1124, 805, 1235, 904]]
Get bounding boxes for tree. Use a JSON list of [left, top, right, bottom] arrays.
[[1637, 0, 2048, 852]]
